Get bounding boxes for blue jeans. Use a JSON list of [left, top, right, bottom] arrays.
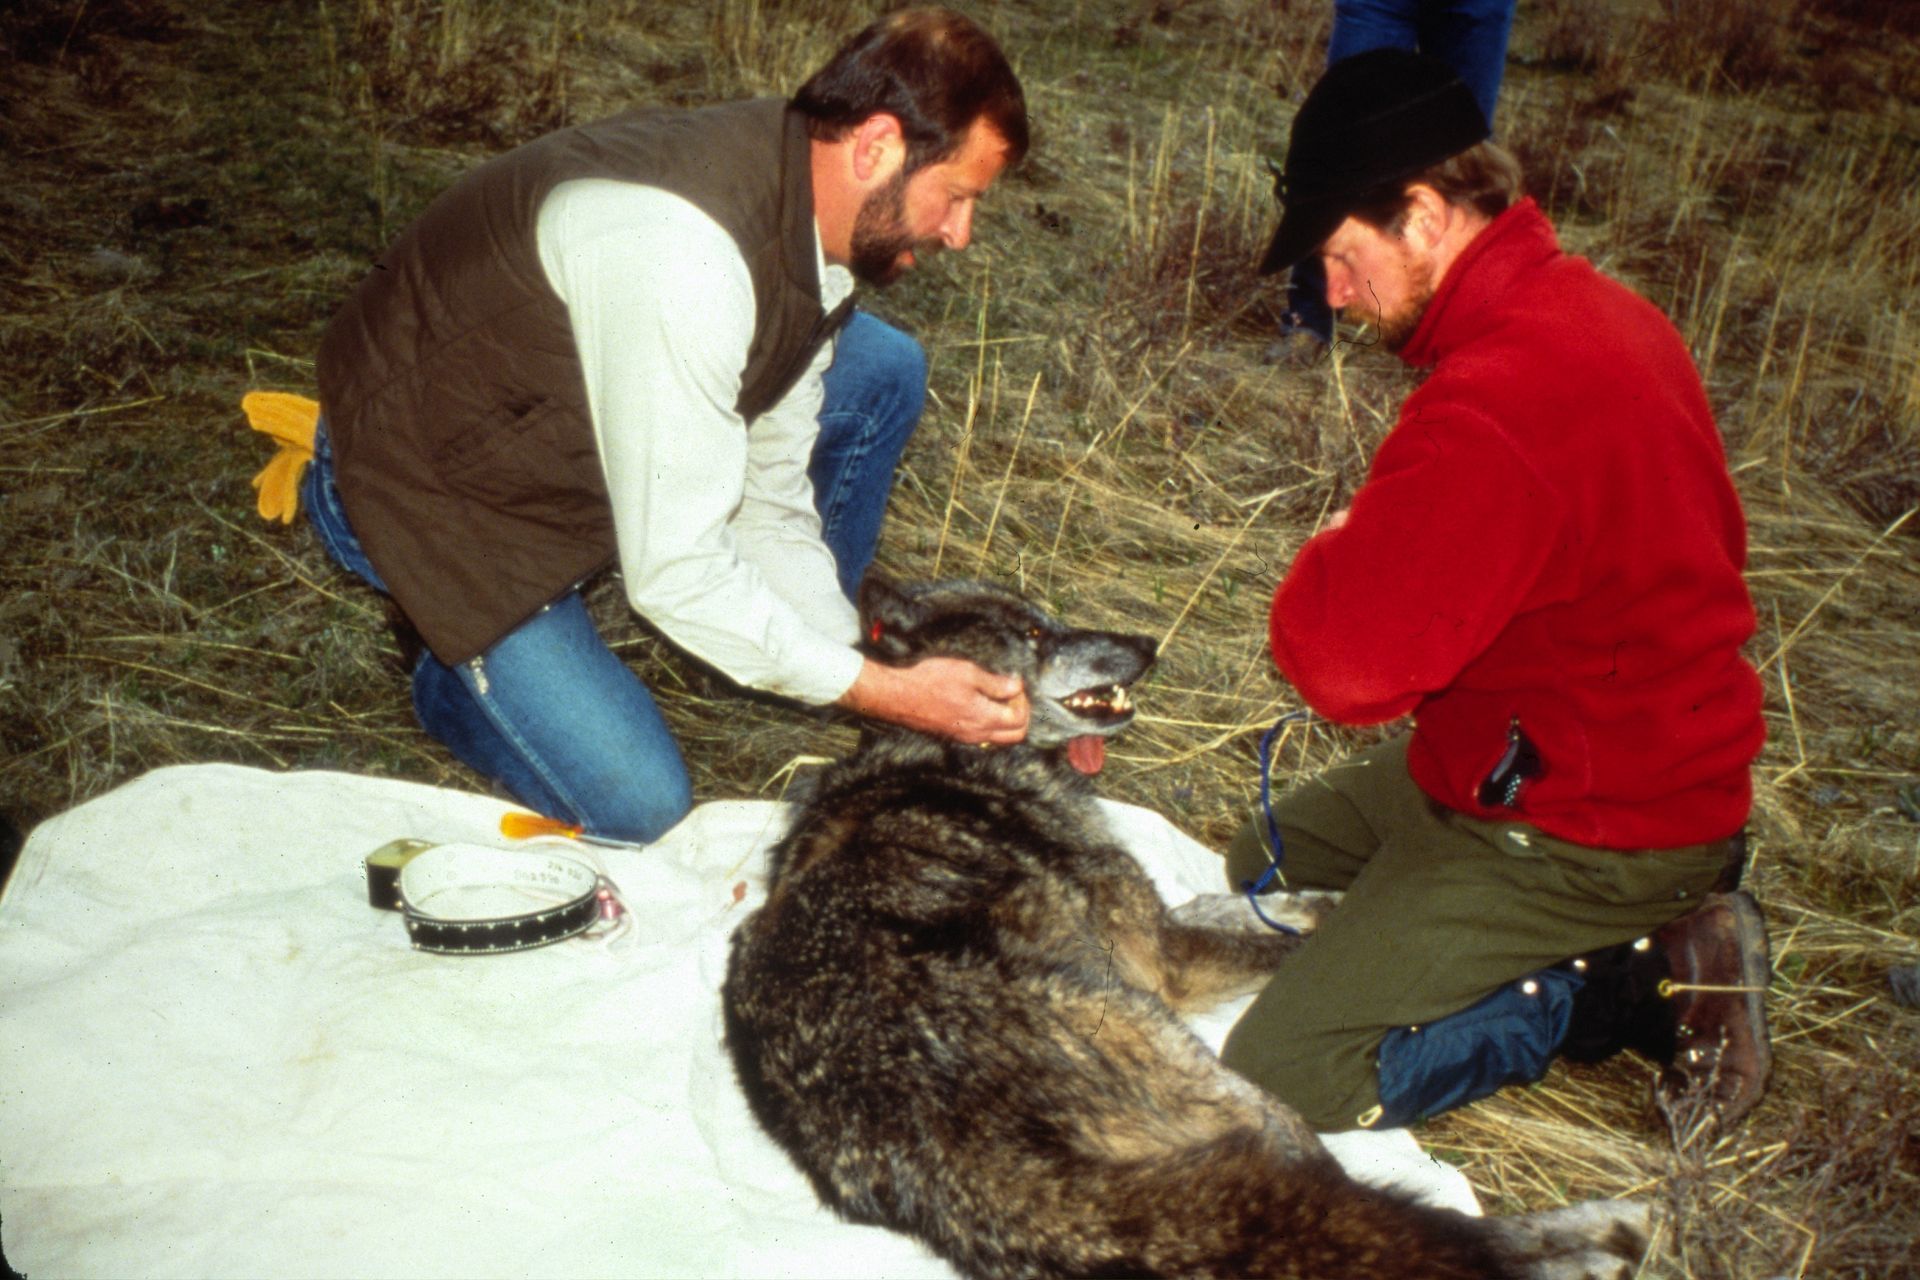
[[304, 309, 927, 841], [1327, 0, 1514, 126], [809, 311, 929, 599], [1285, 0, 1517, 343]]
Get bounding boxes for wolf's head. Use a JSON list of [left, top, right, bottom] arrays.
[[856, 576, 1158, 775]]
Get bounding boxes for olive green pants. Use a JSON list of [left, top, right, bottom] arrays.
[[1218, 736, 1738, 1131]]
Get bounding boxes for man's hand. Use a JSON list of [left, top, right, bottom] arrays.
[[836, 656, 1029, 744]]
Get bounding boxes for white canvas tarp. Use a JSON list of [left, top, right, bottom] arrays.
[[0, 764, 1477, 1277]]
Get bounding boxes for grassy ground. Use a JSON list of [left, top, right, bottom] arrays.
[[3, 0, 1917, 1275]]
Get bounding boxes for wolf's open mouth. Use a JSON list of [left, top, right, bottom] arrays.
[[1059, 683, 1136, 776], [1061, 683, 1133, 721]]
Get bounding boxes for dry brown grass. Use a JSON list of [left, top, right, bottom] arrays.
[[2, 0, 1917, 1276]]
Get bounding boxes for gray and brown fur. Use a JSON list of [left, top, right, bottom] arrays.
[[723, 578, 1648, 1280]]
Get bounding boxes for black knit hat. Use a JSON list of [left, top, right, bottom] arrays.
[[1258, 48, 1490, 275]]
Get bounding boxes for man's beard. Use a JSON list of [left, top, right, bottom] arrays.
[[1347, 256, 1436, 352], [849, 170, 937, 287]]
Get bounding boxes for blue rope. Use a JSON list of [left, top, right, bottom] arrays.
[[1242, 710, 1310, 934]]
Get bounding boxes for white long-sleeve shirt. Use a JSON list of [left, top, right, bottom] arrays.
[[535, 178, 866, 706]]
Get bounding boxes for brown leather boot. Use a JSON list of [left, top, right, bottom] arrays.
[[1649, 889, 1773, 1128]]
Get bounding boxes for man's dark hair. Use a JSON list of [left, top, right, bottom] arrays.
[[793, 7, 1029, 175], [1351, 141, 1524, 236]]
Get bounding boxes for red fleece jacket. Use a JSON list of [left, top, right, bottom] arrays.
[[1271, 200, 1764, 850]]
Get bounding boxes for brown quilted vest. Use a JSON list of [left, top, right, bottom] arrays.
[[316, 98, 851, 664]]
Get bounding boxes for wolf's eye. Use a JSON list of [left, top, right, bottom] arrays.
[[1026, 626, 1046, 643]]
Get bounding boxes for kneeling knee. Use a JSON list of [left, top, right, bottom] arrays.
[[841, 314, 928, 423], [591, 770, 693, 845]]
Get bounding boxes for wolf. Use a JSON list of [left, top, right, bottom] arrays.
[[723, 577, 1649, 1280]]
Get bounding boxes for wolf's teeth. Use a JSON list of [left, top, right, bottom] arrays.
[[1061, 685, 1132, 715]]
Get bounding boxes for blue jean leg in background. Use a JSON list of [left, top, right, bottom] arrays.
[[1409, 0, 1515, 126], [1328, 0, 1515, 125], [1283, 256, 1336, 346], [812, 309, 928, 599]]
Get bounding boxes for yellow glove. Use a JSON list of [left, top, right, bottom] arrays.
[[242, 391, 321, 524]]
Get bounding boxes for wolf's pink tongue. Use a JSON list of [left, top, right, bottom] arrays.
[[1066, 735, 1106, 775]]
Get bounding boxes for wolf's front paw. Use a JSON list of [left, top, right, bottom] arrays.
[[1485, 1199, 1652, 1280], [1171, 890, 1338, 935]]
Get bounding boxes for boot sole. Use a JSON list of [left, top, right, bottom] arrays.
[[1712, 888, 1774, 1123]]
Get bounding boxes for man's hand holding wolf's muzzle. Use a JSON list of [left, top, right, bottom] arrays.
[[837, 654, 1031, 745]]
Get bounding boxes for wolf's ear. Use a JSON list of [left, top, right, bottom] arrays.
[[856, 574, 924, 660]]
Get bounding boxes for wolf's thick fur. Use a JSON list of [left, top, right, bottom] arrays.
[[723, 579, 1648, 1279]]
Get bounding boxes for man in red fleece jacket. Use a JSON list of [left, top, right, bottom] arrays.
[[1220, 49, 1772, 1134]]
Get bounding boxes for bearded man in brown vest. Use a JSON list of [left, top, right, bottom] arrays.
[[302, 9, 1030, 842]]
